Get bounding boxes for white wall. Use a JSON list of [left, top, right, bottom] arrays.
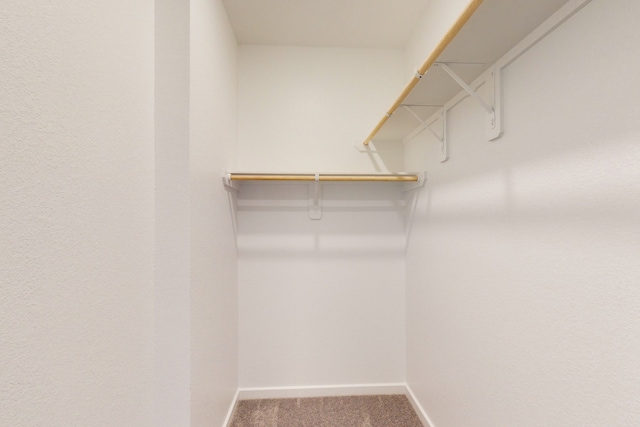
[[237, 183, 407, 388], [235, 44, 410, 389], [237, 46, 405, 173], [1, 1, 155, 426], [155, 0, 191, 424], [156, 0, 241, 423], [405, 0, 640, 425], [190, 0, 239, 425], [1, 1, 239, 425]]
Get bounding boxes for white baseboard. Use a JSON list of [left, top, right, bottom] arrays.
[[227, 383, 436, 427], [222, 389, 240, 427], [237, 383, 407, 400], [404, 384, 436, 427]]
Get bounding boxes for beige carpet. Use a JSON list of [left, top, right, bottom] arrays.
[[229, 394, 424, 427]]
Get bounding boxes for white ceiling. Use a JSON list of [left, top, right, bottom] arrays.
[[221, 0, 430, 49]]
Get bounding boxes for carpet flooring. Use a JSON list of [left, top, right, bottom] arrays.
[[229, 394, 424, 427]]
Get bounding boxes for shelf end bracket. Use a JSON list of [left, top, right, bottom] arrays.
[[403, 171, 427, 192], [222, 170, 239, 192]]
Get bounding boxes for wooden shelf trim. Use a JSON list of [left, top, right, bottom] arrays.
[[228, 173, 420, 182], [363, 0, 485, 145]]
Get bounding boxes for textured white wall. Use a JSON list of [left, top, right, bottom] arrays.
[[190, 0, 239, 425], [237, 183, 407, 388], [155, 0, 191, 425], [1, 1, 239, 425], [0, 1, 155, 426], [237, 45, 405, 173], [405, 0, 640, 425]]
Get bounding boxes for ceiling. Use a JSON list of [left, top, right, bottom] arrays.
[[221, 0, 430, 49]]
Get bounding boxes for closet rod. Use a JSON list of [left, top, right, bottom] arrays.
[[362, 0, 484, 145], [229, 173, 419, 182]]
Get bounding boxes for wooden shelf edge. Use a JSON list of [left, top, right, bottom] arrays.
[[362, 0, 485, 145], [228, 173, 420, 183]]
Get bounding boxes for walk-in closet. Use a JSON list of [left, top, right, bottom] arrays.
[[3, 0, 639, 426]]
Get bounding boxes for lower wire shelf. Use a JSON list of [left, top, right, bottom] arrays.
[[226, 172, 420, 183], [222, 171, 425, 220]]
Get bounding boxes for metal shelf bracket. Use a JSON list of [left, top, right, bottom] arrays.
[[435, 62, 503, 141], [403, 106, 449, 163]]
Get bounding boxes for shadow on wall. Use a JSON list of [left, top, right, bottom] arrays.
[[355, 139, 415, 174], [403, 59, 640, 231], [233, 181, 419, 257]]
